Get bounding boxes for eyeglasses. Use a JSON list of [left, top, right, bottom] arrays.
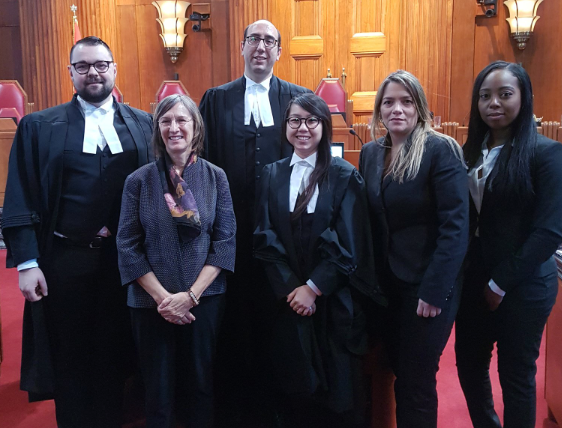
[[286, 116, 321, 129], [158, 117, 193, 128], [245, 36, 278, 49], [71, 61, 114, 75]]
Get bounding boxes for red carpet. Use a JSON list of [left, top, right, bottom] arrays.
[[0, 249, 550, 427], [0, 250, 56, 427]]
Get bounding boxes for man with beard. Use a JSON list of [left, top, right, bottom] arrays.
[[199, 20, 311, 426], [2, 36, 153, 427]]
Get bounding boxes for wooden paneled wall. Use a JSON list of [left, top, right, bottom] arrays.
[[228, 0, 270, 79], [269, 0, 455, 124], [13, 0, 231, 111], [3, 0, 562, 122], [0, 0, 23, 85], [19, 0, 76, 110], [114, 0, 230, 110]]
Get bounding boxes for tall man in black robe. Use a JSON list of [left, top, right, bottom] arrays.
[[199, 19, 311, 425], [2, 37, 153, 427]]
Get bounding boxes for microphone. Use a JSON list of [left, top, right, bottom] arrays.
[[349, 129, 364, 146]]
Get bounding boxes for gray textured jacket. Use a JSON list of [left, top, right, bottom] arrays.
[[117, 158, 236, 308]]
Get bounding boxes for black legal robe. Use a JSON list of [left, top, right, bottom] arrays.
[[199, 75, 311, 271], [253, 156, 385, 413]]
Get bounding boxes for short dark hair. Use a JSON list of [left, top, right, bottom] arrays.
[[243, 21, 281, 47], [152, 94, 205, 159], [464, 61, 535, 200], [70, 36, 113, 63]]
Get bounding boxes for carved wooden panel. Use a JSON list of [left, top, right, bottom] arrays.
[[271, 0, 330, 92]]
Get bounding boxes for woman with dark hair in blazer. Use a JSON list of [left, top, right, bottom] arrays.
[[455, 61, 562, 428], [117, 94, 236, 428], [359, 70, 469, 428], [254, 93, 385, 428]]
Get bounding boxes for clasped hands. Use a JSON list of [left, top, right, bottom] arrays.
[[158, 292, 196, 325], [287, 285, 317, 317]]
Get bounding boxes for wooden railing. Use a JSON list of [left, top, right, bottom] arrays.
[[346, 120, 562, 169]]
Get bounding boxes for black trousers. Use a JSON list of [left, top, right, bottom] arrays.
[[455, 240, 558, 428], [130, 293, 225, 428], [383, 269, 460, 428], [213, 258, 278, 427], [42, 236, 133, 428]]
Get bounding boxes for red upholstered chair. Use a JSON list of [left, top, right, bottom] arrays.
[[151, 80, 189, 113], [0, 80, 33, 124], [0, 107, 21, 124], [315, 78, 346, 113]]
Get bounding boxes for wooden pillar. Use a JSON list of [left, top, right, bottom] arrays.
[[18, 0, 117, 111], [228, 0, 271, 80]]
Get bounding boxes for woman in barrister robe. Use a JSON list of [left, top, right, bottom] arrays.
[[117, 94, 236, 428], [359, 70, 469, 428], [456, 61, 562, 428], [253, 93, 385, 428]]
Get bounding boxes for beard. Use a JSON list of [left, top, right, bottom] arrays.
[[76, 79, 113, 104]]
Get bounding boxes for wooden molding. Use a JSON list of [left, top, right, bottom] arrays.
[[289, 35, 323, 58], [351, 91, 377, 114], [350, 32, 386, 58]]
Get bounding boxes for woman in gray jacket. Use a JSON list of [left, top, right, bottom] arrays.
[[117, 94, 236, 428]]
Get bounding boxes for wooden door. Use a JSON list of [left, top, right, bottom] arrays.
[[270, 0, 455, 127], [271, 0, 386, 125], [271, 0, 335, 92]]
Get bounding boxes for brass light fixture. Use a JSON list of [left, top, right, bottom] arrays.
[[503, 0, 544, 50], [152, 1, 191, 63]]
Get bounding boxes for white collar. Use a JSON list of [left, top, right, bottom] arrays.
[[78, 95, 122, 155], [77, 95, 114, 114], [245, 74, 272, 91], [290, 151, 317, 168]]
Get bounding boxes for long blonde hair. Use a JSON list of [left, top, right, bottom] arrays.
[[371, 70, 463, 183]]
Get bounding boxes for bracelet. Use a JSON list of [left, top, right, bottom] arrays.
[[187, 289, 200, 306]]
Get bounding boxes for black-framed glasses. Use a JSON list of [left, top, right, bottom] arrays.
[[245, 36, 278, 49], [286, 116, 321, 129], [71, 61, 114, 75]]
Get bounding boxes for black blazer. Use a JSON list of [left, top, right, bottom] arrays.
[[254, 156, 384, 304], [470, 134, 562, 292], [359, 134, 469, 308]]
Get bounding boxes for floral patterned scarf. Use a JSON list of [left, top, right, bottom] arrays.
[[157, 152, 201, 243]]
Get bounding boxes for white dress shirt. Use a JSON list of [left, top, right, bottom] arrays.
[[289, 152, 322, 296], [78, 96, 123, 154], [289, 152, 319, 213], [244, 75, 274, 128], [468, 134, 506, 296]]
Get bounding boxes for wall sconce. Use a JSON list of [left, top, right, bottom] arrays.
[[152, 1, 191, 63], [504, 0, 544, 50]]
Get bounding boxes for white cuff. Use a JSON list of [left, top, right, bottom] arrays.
[[18, 259, 39, 271], [306, 279, 322, 296], [488, 279, 506, 297]]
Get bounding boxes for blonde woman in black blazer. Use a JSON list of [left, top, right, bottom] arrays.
[[456, 61, 562, 428], [359, 70, 469, 428]]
